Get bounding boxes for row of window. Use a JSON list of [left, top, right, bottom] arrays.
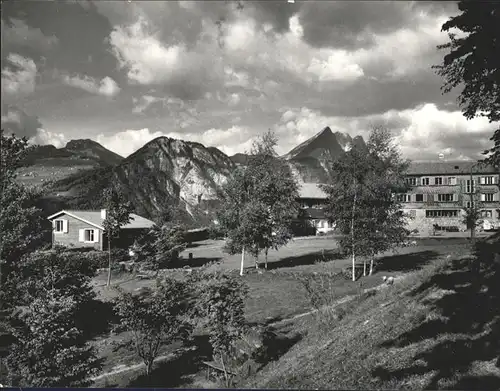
[[397, 193, 495, 203], [422, 209, 497, 218], [54, 219, 97, 243], [406, 176, 497, 187], [425, 210, 459, 218]]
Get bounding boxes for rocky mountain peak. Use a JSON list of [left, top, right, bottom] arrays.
[[282, 126, 345, 161]]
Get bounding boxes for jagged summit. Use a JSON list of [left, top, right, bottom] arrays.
[[282, 127, 363, 161]]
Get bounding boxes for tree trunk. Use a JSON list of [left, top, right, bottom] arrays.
[[240, 246, 245, 276], [351, 180, 357, 282], [255, 250, 259, 269], [146, 359, 154, 377], [106, 237, 112, 287], [265, 247, 269, 269], [369, 257, 374, 276], [351, 251, 356, 281], [363, 259, 367, 276]]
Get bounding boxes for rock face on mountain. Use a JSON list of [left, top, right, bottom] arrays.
[[47, 137, 236, 223], [116, 137, 235, 218], [282, 127, 367, 183]]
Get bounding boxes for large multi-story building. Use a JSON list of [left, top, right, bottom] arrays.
[[297, 161, 499, 236], [400, 161, 499, 235]]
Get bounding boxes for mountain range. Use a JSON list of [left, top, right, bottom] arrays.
[[28, 127, 366, 225]]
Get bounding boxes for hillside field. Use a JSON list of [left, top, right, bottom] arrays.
[[89, 236, 492, 388]]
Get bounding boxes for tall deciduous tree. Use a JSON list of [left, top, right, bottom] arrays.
[[217, 131, 299, 275], [113, 278, 193, 378], [322, 127, 410, 280], [433, 1, 500, 167], [102, 187, 133, 287]]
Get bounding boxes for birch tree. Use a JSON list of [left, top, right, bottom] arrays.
[[322, 127, 410, 280], [217, 131, 299, 275]]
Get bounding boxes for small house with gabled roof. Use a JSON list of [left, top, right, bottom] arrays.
[[47, 209, 156, 251]]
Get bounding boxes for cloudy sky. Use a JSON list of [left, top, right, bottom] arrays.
[[1, 0, 496, 160]]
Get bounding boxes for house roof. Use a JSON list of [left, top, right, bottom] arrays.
[[407, 161, 499, 176], [47, 210, 156, 230], [298, 183, 328, 199]]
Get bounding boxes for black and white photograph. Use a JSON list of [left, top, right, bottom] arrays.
[[1, 0, 499, 388]]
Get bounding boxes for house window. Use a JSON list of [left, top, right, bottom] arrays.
[[466, 201, 472, 208], [54, 220, 64, 233], [415, 194, 424, 202], [397, 194, 411, 202], [438, 194, 454, 202], [448, 177, 457, 185], [425, 210, 459, 218], [466, 179, 475, 193], [84, 229, 94, 242], [481, 210, 493, 218], [434, 177, 443, 185], [484, 176, 494, 185], [405, 177, 417, 186], [422, 178, 430, 186], [483, 193, 494, 202]]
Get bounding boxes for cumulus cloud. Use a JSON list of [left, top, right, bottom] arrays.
[[61, 73, 121, 97], [109, 16, 185, 85], [1, 53, 37, 98], [30, 129, 67, 148], [307, 50, 364, 82], [108, 14, 223, 99]]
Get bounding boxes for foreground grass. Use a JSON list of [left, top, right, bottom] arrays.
[[243, 246, 500, 390]]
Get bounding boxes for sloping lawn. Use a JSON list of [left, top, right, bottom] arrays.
[[243, 245, 500, 390]]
